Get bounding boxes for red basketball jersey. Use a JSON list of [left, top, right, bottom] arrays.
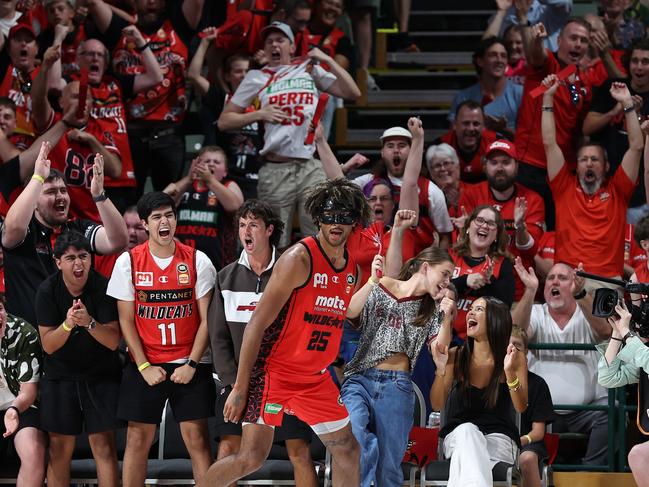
[[259, 236, 357, 376], [130, 241, 199, 363]]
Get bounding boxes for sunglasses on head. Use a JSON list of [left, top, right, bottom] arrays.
[[320, 211, 357, 225]]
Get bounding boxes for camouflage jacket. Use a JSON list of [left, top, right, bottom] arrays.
[[1, 314, 41, 398]]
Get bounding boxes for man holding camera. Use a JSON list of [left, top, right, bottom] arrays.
[[599, 302, 649, 486], [513, 259, 612, 465]]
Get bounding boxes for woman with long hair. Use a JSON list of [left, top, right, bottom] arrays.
[[450, 204, 515, 339], [430, 296, 528, 487], [340, 210, 455, 487]]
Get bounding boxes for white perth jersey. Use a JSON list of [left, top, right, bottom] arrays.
[[230, 59, 336, 160]]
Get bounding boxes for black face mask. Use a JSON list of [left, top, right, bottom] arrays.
[[320, 211, 357, 225]]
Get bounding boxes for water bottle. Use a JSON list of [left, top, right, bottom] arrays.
[[427, 411, 441, 428]]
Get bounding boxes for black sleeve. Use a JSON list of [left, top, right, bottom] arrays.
[[203, 83, 226, 114], [0, 44, 9, 82], [103, 13, 130, 52], [68, 219, 102, 252], [528, 373, 556, 424], [114, 73, 135, 101], [35, 278, 65, 327], [334, 36, 353, 66], [589, 79, 617, 115], [0, 155, 22, 200], [489, 258, 515, 306]]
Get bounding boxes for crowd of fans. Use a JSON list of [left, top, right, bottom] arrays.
[[2, 0, 649, 486]]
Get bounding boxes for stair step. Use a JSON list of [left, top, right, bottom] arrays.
[[346, 128, 446, 145], [387, 51, 473, 68], [348, 109, 451, 130], [365, 89, 456, 107], [370, 71, 475, 90], [403, 32, 484, 51], [408, 10, 492, 32]]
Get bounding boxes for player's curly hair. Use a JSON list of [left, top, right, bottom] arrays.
[[304, 178, 371, 228]]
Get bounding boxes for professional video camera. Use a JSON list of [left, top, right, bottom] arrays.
[[576, 271, 649, 338]]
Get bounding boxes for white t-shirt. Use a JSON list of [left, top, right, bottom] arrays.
[[528, 303, 607, 410], [107, 249, 216, 302], [230, 59, 336, 160], [352, 173, 453, 233], [0, 361, 18, 411]]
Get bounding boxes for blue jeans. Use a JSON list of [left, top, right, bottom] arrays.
[[341, 368, 414, 487]]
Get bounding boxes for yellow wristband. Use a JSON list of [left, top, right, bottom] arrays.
[[524, 434, 533, 444], [506, 376, 519, 387], [138, 362, 151, 372], [368, 276, 379, 285], [31, 174, 45, 184], [61, 321, 72, 332]]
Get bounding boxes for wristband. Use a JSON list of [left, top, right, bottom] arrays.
[[507, 377, 520, 389], [524, 434, 533, 444], [623, 104, 635, 113], [6, 406, 19, 417], [138, 361, 151, 372], [573, 289, 587, 300], [31, 174, 45, 184], [135, 42, 151, 52], [610, 336, 623, 342], [541, 106, 554, 112], [62, 321, 72, 332], [185, 359, 198, 369], [368, 276, 379, 285], [93, 191, 108, 203]]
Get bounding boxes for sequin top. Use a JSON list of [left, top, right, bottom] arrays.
[[344, 283, 442, 377]]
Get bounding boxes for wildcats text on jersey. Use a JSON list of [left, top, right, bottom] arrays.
[[137, 303, 194, 320]]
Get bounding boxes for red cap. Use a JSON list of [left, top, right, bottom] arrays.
[[9, 22, 36, 40], [485, 139, 517, 160]]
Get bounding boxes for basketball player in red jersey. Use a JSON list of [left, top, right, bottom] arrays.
[[199, 179, 370, 486]]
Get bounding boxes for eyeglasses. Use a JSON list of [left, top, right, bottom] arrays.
[[472, 216, 498, 229], [429, 160, 455, 171], [320, 211, 357, 225], [367, 195, 392, 203]]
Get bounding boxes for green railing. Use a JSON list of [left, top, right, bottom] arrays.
[[528, 342, 631, 472]]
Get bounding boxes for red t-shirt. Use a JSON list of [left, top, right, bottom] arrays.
[[551, 164, 636, 276], [112, 19, 189, 123], [130, 241, 199, 364], [625, 223, 647, 269], [44, 112, 122, 222], [459, 182, 545, 300], [634, 260, 649, 284], [515, 51, 592, 170], [260, 236, 357, 376], [346, 221, 420, 282], [439, 129, 497, 183], [536, 231, 555, 261]]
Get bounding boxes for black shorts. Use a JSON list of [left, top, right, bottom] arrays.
[[1, 406, 41, 434], [118, 363, 215, 424], [214, 385, 311, 443], [521, 439, 548, 469], [39, 378, 122, 435]]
